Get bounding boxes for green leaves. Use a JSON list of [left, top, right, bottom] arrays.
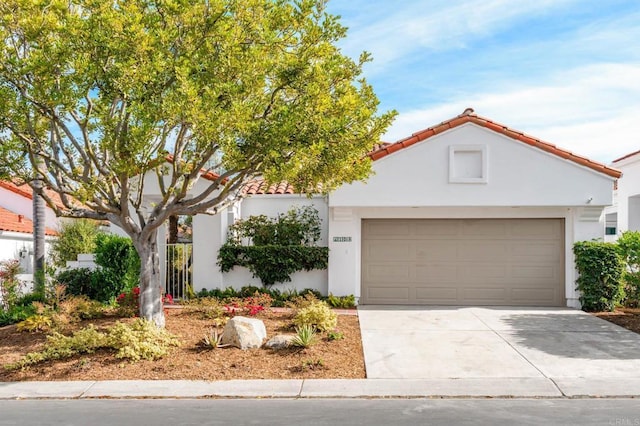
[[617, 231, 640, 306], [218, 206, 328, 286], [0, 0, 394, 224], [218, 245, 328, 287], [573, 241, 625, 312]]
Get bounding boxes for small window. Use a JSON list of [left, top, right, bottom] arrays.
[[449, 145, 488, 183], [605, 227, 617, 235]]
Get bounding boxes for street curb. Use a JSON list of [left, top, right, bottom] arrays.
[[1, 378, 639, 400]]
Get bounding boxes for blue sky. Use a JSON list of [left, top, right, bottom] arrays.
[[326, 0, 640, 163]]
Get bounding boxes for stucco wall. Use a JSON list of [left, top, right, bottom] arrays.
[[192, 195, 329, 294], [613, 155, 640, 235], [331, 124, 614, 208], [0, 231, 54, 287]]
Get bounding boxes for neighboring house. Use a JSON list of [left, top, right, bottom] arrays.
[[603, 150, 640, 242], [0, 180, 62, 282], [0, 206, 57, 267]]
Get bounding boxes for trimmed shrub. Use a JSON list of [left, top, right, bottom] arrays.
[[94, 233, 140, 292], [56, 268, 94, 299], [106, 319, 181, 361], [617, 231, 640, 307], [49, 219, 103, 268], [326, 293, 356, 308], [55, 234, 140, 303], [573, 241, 625, 311], [293, 300, 337, 331]]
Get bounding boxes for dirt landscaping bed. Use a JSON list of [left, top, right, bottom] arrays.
[[593, 308, 640, 334], [0, 308, 365, 381]]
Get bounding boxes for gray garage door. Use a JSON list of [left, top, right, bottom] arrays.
[[361, 218, 565, 306]]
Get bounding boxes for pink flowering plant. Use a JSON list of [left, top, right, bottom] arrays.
[[223, 293, 272, 317]]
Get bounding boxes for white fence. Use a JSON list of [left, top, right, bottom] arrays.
[[163, 243, 193, 299]]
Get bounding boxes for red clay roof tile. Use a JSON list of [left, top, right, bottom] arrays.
[[0, 181, 68, 210], [0, 206, 57, 236], [242, 179, 297, 195], [368, 109, 622, 179], [613, 149, 640, 163]]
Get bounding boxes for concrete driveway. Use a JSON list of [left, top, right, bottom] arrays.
[[358, 306, 640, 386]]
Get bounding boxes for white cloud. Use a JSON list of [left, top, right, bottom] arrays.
[[382, 63, 640, 163], [338, 0, 578, 70]]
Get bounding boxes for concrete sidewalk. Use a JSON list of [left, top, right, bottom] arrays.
[[2, 377, 640, 399]]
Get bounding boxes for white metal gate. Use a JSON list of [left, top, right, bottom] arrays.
[[163, 243, 193, 299]]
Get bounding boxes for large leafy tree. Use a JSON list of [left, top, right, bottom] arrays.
[[0, 0, 394, 326]]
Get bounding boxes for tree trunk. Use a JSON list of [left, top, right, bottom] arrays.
[[168, 215, 178, 244], [32, 178, 46, 293], [134, 230, 166, 328]]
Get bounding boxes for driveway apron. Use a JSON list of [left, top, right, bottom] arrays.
[[357, 306, 640, 380]]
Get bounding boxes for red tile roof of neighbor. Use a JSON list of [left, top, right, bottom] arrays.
[[368, 108, 622, 179], [612, 149, 640, 163], [0, 206, 57, 236], [0, 180, 68, 210]]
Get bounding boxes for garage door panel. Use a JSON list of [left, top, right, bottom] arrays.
[[414, 221, 459, 236], [510, 220, 561, 237], [511, 242, 561, 259], [367, 285, 410, 303], [415, 287, 458, 303], [462, 221, 508, 237], [415, 241, 457, 260], [415, 264, 458, 282], [365, 242, 410, 261], [512, 265, 556, 279], [458, 265, 507, 281], [510, 288, 557, 305], [462, 287, 507, 302], [361, 218, 565, 306], [365, 222, 411, 237], [366, 264, 411, 281], [458, 242, 508, 261]]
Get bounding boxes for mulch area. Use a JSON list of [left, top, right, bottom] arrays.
[[0, 308, 365, 381], [4, 306, 639, 383], [593, 307, 640, 334]]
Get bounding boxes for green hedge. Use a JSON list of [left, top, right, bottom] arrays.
[[56, 234, 140, 302], [617, 231, 640, 306], [573, 241, 625, 311]]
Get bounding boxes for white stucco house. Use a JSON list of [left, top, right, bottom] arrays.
[[188, 109, 620, 309], [603, 150, 640, 242], [0, 181, 59, 277]]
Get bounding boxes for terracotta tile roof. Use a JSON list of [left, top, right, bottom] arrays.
[[241, 141, 389, 196], [612, 149, 640, 163], [0, 180, 68, 210], [0, 206, 57, 236], [369, 108, 622, 179], [243, 179, 297, 195]]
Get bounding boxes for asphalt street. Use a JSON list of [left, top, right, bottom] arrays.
[[0, 398, 638, 426]]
